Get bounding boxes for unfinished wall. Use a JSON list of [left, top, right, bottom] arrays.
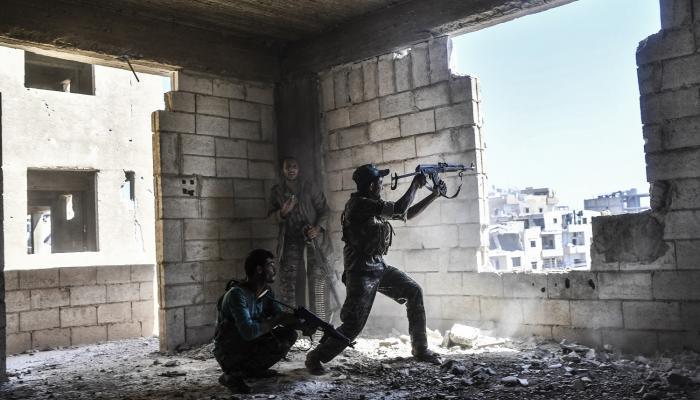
[[318, 38, 489, 333], [153, 72, 278, 350], [4, 265, 154, 354]]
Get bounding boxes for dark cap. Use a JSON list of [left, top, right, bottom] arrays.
[[352, 164, 389, 186]]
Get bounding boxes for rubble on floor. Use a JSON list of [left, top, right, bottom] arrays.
[[1, 325, 699, 399]]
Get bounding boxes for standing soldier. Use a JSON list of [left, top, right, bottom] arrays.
[[268, 156, 333, 319], [305, 164, 443, 374]]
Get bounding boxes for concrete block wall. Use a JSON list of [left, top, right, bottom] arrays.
[[153, 72, 278, 350], [318, 37, 489, 334], [4, 265, 154, 354]]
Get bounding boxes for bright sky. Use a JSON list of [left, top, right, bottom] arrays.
[[452, 0, 660, 209]]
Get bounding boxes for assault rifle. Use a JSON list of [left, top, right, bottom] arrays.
[[390, 162, 475, 199], [267, 295, 356, 348]]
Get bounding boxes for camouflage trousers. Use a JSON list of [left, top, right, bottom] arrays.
[[213, 326, 297, 376], [309, 265, 428, 363], [279, 238, 328, 317]]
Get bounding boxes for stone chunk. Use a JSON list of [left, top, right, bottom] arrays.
[[447, 324, 480, 348]]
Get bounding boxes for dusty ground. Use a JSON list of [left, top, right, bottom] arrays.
[[1, 330, 700, 400]]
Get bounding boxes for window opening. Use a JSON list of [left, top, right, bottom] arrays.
[[27, 170, 98, 254], [25, 52, 95, 95], [120, 171, 136, 202]]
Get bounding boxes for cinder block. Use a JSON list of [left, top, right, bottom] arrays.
[[458, 223, 484, 248], [677, 240, 700, 269], [7, 332, 31, 354], [435, 102, 477, 130], [652, 270, 700, 299], [570, 300, 622, 329], [97, 266, 132, 285], [503, 273, 548, 298], [30, 288, 69, 310], [351, 143, 383, 166], [181, 134, 215, 156], [7, 313, 19, 333], [183, 155, 216, 176], [547, 271, 598, 300], [641, 86, 700, 125], [229, 119, 259, 140], [429, 37, 452, 83], [184, 220, 219, 241], [163, 284, 205, 308], [140, 282, 154, 301], [415, 82, 450, 110], [162, 262, 204, 285], [681, 302, 700, 329], [184, 304, 217, 327], [662, 53, 700, 90], [521, 299, 570, 325], [216, 158, 248, 178], [349, 99, 380, 125], [404, 249, 441, 272], [416, 126, 478, 157], [394, 53, 411, 92], [260, 105, 276, 142], [637, 64, 662, 97], [229, 99, 261, 121], [450, 76, 478, 103], [597, 272, 652, 300], [369, 117, 400, 142], [326, 108, 351, 131], [219, 221, 251, 240], [20, 308, 60, 331], [442, 295, 480, 320], [325, 149, 353, 171], [379, 92, 416, 118], [233, 179, 265, 198], [425, 272, 462, 295], [400, 110, 435, 137], [660, 0, 693, 29], [382, 137, 416, 162], [213, 79, 245, 99], [60, 306, 97, 327], [70, 285, 107, 306], [552, 327, 602, 349], [215, 138, 246, 159], [349, 64, 364, 104], [186, 325, 216, 346], [132, 300, 155, 322], [411, 43, 430, 88], [248, 160, 275, 179], [71, 325, 107, 346], [377, 54, 396, 96], [153, 111, 195, 134], [175, 72, 213, 94], [234, 199, 267, 218], [97, 302, 132, 324], [245, 85, 274, 105], [658, 330, 700, 353], [106, 283, 141, 303], [185, 240, 220, 262], [165, 92, 195, 113], [195, 115, 228, 137], [362, 58, 378, 100], [108, 322, 143, 341], [160, 219, 184, 262], [636, 28, 695, 66], [334, 68, 350, 107], [601, 329, 658, 355], [19, 269, 59, 290], [199, 178, 233, 198], [622, 301, 682, 330], [663, 210, 700, 240], [393, 225, 458, 250], [320, 71, 335, 111], [5, 270, 19, 291], [440, 199, 480, 225], [480, 297, 523, 324], [338, 126, 369, 149], [196, 95, 228, 117], [155, 132, 179, 174], [6, 290, 31, 312], [59, 267, 97, 287]]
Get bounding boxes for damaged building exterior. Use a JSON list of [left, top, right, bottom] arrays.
[[0, 46, 163, 354], [0, 0, 698, 386]]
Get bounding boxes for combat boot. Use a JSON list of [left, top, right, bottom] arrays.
[[305, 351, 326, 375], [412, 347, 442, 365]]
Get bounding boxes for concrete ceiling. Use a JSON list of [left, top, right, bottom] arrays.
[[58, 0, 408, 43]]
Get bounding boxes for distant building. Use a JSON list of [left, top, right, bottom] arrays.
[[488, 187, 599, 271], [584, 188, 649, 214]]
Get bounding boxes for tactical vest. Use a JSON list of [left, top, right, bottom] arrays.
[[341, 199, 394, 256]]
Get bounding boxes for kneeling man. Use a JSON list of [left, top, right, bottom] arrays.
[[213, 249, 300, 393]]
